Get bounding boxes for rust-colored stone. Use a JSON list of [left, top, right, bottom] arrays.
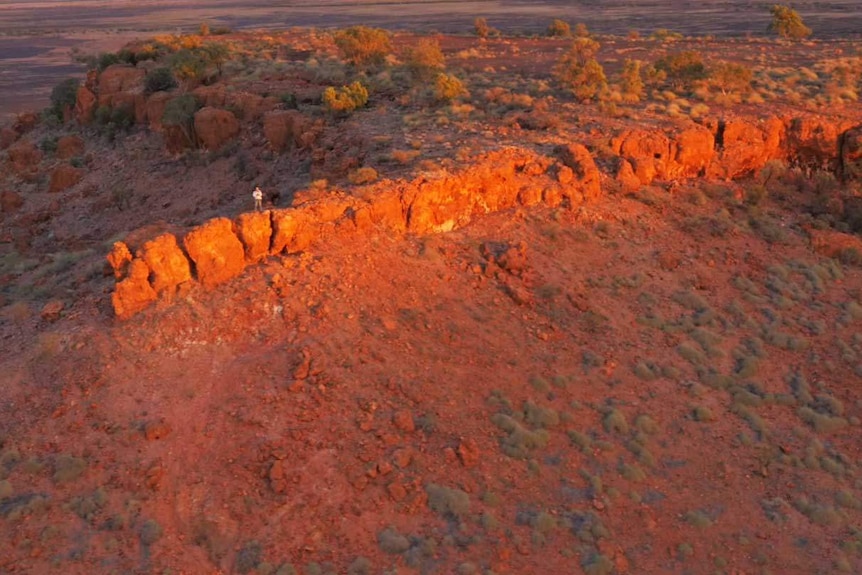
[[138, 234, 192, 293], [112, 259, 157, 320], [194, 107, 240, 151], [56, 135, 85, 160], [183, 217, 246, 288], [107, 242, 133, 280], [236, 211, 273, 262], [263, 110, 309, 152], [48, 164, 84, 193]]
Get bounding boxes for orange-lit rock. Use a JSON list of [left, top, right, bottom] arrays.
[[56, 135, 85, 159], [236, 211, 273, 262], [183, 218, 246, 288], [194, 107, 240, 151], [263, 110, 309, 152], [786, 116, 848, 168], [271, 208, 315, 254], [615, 159, 641, 193], [556, 143, 601, 202], [192, 84, 227, 108], [107, 242, 133, 279], [48, 164, 84, 193], [112, 258, 157, 320], [672, 125, 715, 178], [612, 129, 671, 184], [709, 119, 775, 179], [138, 234, 192, 293]]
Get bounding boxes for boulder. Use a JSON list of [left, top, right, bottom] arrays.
[[236, 211, 273, 262], [556, 143, 601, 202], [192, 84, 226, 108], [672, 125, 715, 178], [183, 218, 246, 287], [615, 159, 641, 193], [0, 190, 24, 213], [7, 140, 42, 177], [0, 127, 18, 150], [56, 135, 85, 159], [193, 107, 240, 151], [40, 300, 64, 322], [138, 233, 192, 293], [48, 164, 84, 193], [786, 116, 847, 168], [14, 113, 38, 134], [74, 86, 97, 124], [808, 228, 862, 259], [226, 91, 265, 121], [107, 241, 133, 279], [709, 119, 776, 180], [271, 208, 316, 254], [98, 64, 145, 97], [112, 258, 157, 320], [612, 129, 671, 185], [263, 110, 309, 152], [840, 125, 862, 181]]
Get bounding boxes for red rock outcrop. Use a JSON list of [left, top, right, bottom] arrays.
[[840, 125, 862, 181], [193, 107, 240, 151], [786, 116, 853, 169], [7, 140, 42, 178], [612, 129, 671, 185], [808, 228, 862, 259], [48, 165, 84, 193], [107, 242, 133, 279], [0, 190, 24, 213], [0, 128, 18, 150], [263, 110, 309, 152], [556, 143, 602, 202], [707, 118, 784, 180], [97, 65, 146, 108], [236, 211, 273, 262], [112, 259, 158, 320], [74, 86, 97, 124], [138, 234, 192, 293], [192, 85, 226, 108], [183, 218, 246, 288], [271, 208, 316, 255], [56, 135, 85, 159], [612, 124, 715, 185]]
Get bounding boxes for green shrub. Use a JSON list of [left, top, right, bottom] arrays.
[[333, 26, 392, 67], [554, 38, 607, 102], [433, 73, 468, 102], [620, 59, 644, 102], [547, 19, 571, 37], [710, 61, 753, 95], [97, 51, 121, 71], [405, 38, 445, 81], [170, 49, 208, 88], [145, 67, 178, 94], [425, 484, 470, 519], [655, 51, 708, 91], [162, 94, 201, 146], [769, 4, 812, 40], [322, 81, 369, 114], [49, 78, 80, 121]]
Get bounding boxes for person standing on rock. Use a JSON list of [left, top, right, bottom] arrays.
[[253, 186, 263, 212]]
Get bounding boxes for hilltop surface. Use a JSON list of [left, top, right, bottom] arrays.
[[1, 22, 862, 575]]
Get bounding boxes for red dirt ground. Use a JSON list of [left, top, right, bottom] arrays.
[[1, 27, 862, 575]]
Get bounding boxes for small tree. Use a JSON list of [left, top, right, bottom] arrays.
[[49, 78, 80, 121], [547, 19, 571, 38], [710, 62, 753, 95], [655, 51, 708, 92], [201, 42, 230, 77], [170, 49, 208, 89], [162, 94, 201, 147], [619, 59, 644, 102], [474, 17, 491, 39], [145, 67, 178, 94], [769, 4, 811, 40], [405, 38, 446, 81], [333, 26, 392, 67], [554, 38, 607, 102], [322, 81, 369, 114]]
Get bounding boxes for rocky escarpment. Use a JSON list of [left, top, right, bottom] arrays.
[[106, 111, 862, 320]]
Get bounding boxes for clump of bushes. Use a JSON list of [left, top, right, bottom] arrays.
[[769, 4, 812, 40], [162, 93, 202, 147], [322, 81, 369, 114], [145, 67, 178, 94], [547, 19, 571, 37], [554, 37, 607, 102], [47, 78, 80, 122], [333, 26, 392, 67], [405, 38, 446, 81], [655, 51, 708, 92], [433, 73, 468, 102]]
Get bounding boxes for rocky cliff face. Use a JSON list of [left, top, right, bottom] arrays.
[[105, 113, 862, 319]]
